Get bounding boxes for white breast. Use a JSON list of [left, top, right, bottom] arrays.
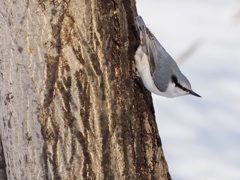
[[134, 46, 166, 96], [134, 46, 187, 98]]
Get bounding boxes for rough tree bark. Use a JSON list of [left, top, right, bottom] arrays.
[[0, 0, 171, 179]]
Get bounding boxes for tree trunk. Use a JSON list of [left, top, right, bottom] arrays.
[[0, 0, 171, 179]]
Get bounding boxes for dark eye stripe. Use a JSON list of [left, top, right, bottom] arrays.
[[171, 75, 190, 92]]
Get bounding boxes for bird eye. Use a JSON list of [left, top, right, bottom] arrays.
[[171, 75, 189, 92], [171, 75, 178, 84]]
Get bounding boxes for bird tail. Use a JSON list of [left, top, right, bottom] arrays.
[[135, 16, 148, 46], [135, 16, 146, 33]]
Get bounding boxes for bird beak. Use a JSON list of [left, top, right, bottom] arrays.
[[189, 90, 201, 98]]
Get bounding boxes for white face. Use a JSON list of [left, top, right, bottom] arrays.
[[164, 82, 190, 97]]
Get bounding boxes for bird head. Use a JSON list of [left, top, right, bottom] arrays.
[[165, 74, 201, 98]]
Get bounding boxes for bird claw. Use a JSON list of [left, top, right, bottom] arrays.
[[133, 75, 149, 93]]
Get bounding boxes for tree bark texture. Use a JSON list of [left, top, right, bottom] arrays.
[[0, 0, 171, 179]]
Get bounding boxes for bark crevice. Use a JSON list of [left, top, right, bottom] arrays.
[[0, 0, 171, 179]]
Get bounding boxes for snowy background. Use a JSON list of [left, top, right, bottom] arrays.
[[136, 1, 240, 180]]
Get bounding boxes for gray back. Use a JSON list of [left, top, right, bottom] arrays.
[[145, 32, 189, 91]]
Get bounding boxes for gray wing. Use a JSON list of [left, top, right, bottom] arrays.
[[145, 29, 182, 92], [135, 16, 182, 92], [135, 16, 156, 75]]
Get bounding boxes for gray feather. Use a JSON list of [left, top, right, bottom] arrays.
[[135, 16, 156, 74], [135, 16, 190, 92]]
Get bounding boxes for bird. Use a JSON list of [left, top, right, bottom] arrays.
[[134, 16, 201, 98]]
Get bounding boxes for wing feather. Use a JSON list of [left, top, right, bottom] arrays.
[[136, 16, 182, 92]]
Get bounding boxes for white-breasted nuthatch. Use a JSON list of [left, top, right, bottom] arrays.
[[134, 16, 201, 98]]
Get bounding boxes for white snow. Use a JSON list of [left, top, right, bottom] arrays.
[[137, 1, 240, 180]]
